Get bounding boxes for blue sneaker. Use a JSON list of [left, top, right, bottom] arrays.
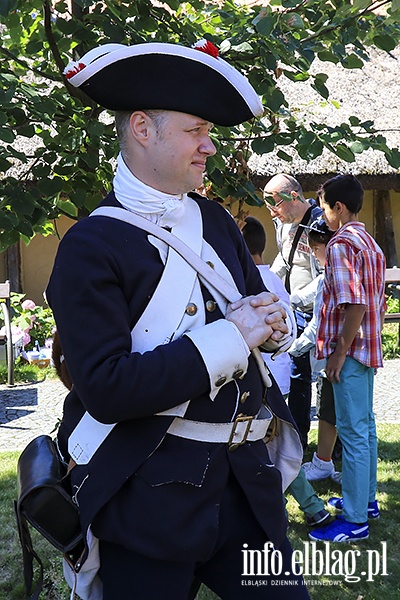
[[328, 497, 380, 519], [309, 516, 369, 542], [367, 500, 380, 519]]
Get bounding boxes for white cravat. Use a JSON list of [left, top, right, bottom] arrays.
[[113, 152, 187, 228]]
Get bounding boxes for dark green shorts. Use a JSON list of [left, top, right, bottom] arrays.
[[316, 376, 336, 425]]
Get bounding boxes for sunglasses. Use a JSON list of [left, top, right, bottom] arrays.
[[263, 191, 293, 211]]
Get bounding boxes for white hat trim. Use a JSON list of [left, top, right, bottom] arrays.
[[65, 42, 263, 119]]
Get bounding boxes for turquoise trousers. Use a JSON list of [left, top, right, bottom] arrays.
[[332, 356, 377, 523]]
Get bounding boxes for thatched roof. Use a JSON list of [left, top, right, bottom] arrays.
[[249, 45, 400, 192]]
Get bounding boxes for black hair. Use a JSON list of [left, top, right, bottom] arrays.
[[307, 220, 334, 247], [316, 174, 363, 214], [242, 216, 266, 256]]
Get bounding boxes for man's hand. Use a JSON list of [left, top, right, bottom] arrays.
[[226, 292, 288, 350]]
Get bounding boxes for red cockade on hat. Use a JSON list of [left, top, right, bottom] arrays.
[[64, 61, 86, 79], [193, 39, 219, 59]]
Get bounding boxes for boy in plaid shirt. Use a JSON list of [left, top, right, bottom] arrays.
[[309, 174, 386, 543]]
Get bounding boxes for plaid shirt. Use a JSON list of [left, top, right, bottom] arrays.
[[316, 221, 386, 368]]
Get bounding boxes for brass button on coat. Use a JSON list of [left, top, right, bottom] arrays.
[[185, 303, 198, 316], [240, 391, 250, 404], [233, 369, 244, 379], [215, 376, 227, 387], [206, 300, 216, 312]]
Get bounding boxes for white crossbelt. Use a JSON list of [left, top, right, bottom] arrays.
[[166, 405, 273, 449]]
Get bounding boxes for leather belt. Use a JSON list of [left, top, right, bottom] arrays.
[[166, 408, 273, 451]]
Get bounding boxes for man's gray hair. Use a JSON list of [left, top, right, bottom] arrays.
[[114, 109, 167, 157], [279, 174, 305, 200]]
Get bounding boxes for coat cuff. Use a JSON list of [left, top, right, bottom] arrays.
[[184, 320, 250, 400]]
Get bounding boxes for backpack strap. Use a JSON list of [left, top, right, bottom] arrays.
[[14, 500, 44, 600], [284, 206, 312, 293]]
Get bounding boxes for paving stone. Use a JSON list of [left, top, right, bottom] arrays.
[[1, 359, 399, 452]]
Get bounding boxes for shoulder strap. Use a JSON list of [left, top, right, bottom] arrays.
[[14, 501, 44, 600], [92, 206, 292, 384], [284, 206, 312, 293], [70, 204, 297, 465], [92, 206, 242, 304]]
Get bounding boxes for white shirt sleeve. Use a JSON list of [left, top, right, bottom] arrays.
[[184, 320, 250, 400]]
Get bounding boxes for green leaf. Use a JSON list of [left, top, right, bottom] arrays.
[[317, 51, 340, 63], [0, 210, 17, 229], [373, 35, 397, 52], [277, 150, 292, 162], [56, 17, 78, 35], [341, 54, 364, 69], [282, 13, 304, 29], [87, 121, 105, 138], [349, 116, 361, 126], [385, 148, 400, 169], [232, 42, 253, 53], [275, 133, 295, 145], [353, 0, 374, 9], [0, 157, 12, 171], [0, 0, 18, 17], [69, 188, 87, 209], [350, 141, 365, 154], [332, 144, 355, 162], [0, 127, 15, 143], [281, 0, 303, 6], [360, 120, 374, 130], [37, 178, 65, 197], [263, 88, 285, 113], [255, 16, 275, 37], [71, 0, 94, 8], [54, 2, 68, 12], [297, 139, 324, 160], [18, 124, 36, 138], [18, 218, 34, 238], [31, 160, 50, 177], [163, 0, 181, 10], [311, 75, 329, 99], [251, 136, 275, 154], [10, 192, 36, 217], [57, 199, 77, 217], [283, 70, 310, 82]]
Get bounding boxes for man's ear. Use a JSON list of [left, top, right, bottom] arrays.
[[291, 190, 300, 201], [129, 111, 153, 145]]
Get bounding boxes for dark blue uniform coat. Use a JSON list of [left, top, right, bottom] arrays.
[[46, 192, 296, 562]]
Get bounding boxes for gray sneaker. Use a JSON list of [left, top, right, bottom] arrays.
[[306, 508, 335, 528], [302, 452, 335, 481], [330, 470, 342, 485]]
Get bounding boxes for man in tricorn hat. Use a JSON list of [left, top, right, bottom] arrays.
[[47, 41, 308, 599]]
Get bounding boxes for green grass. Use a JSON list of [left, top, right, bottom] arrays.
[[0, 359, 57, 385], [382, 323, 400, 359], [2, 425, 400, 599]]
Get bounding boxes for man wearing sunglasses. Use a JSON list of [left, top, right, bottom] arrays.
[[264, 174, 322, 450]]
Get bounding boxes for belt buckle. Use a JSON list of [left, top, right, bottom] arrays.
[[228, 414, 254, 451]]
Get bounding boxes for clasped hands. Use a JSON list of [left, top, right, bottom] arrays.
[[226, 292, 288, 351]]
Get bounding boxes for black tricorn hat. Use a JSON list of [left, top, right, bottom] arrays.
[[64, 41, 264, 126]]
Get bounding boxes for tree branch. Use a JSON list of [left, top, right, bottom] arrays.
[[42, 0, 95, 106], [303, 0, 392, 43], [43, 0, 66, 76], [0, 46, 59, 81]]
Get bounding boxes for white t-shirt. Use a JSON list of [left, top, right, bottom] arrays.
[[257, 265, 291, 396]]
